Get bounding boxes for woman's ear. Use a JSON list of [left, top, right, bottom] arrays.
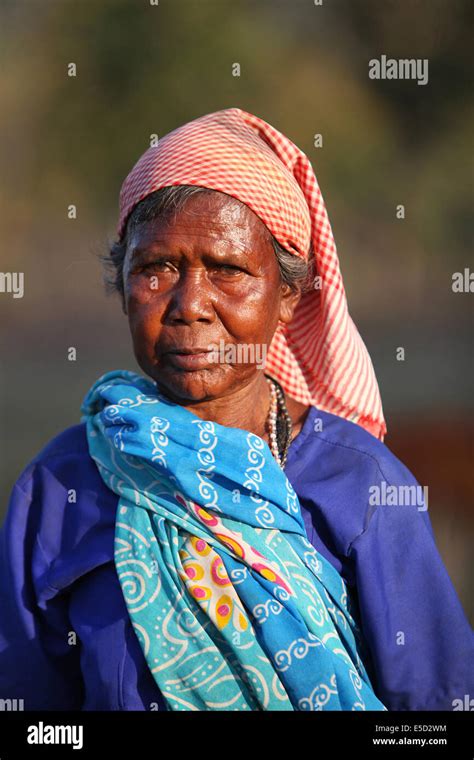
[[278, 283, 302, 324]]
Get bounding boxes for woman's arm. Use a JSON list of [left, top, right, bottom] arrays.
[[0, 468, 84, 710]]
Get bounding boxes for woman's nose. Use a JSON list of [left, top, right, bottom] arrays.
[[166, 269, 215, 324]]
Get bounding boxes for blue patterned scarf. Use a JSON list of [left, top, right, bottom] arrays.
[[81, 370, 386, 711]]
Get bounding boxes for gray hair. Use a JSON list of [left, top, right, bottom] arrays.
[[101, 185, 315, 300]]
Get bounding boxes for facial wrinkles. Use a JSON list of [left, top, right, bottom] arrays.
[[126, 223, 267, 270], [121, 193, 286, 407], [124, 220, 277, 320]]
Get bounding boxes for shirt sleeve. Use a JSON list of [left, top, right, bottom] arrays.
[[0, 465, 84, 710], [349, 463, 474, 711]]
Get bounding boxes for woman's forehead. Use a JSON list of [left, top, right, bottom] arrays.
[[128, 192, 271, 253]]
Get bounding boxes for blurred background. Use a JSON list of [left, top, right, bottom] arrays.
[[0, 0, 472, 620]]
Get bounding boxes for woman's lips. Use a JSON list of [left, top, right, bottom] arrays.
[[164, 349, 214, 370]]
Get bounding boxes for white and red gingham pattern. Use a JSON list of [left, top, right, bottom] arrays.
[[117, 108, 386, 440]]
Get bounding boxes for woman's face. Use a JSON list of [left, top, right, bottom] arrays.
[[122, 191, 301, 403]]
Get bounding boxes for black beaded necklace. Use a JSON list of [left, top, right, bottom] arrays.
[[264, 374, 293, 468]]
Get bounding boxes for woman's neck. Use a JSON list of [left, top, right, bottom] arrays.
[[180, 372, 272, 442], [171, 373, 311, 446]]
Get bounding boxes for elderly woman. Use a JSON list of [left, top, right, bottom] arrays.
[[0, 108, 472, 712]]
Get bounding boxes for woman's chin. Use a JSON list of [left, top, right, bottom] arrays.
[[147, 364, 234, 404]]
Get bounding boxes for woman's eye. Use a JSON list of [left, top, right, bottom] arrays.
[[213, 264, 242, 273], [142, 260, 174, 272], [133, 261, 244, 277]]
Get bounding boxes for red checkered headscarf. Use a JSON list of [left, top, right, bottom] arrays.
[[117, 108, 386, 440]]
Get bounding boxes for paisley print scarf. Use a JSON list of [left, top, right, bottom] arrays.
[[81, 369, 386, 712]]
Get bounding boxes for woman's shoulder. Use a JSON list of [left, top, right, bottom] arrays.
[[4, 423, 117, 601], [16, 423, 99, 490], [294, 405, 419, 489], [10, 420, 116, 516], [287, 406, 430, 559], [11, 421, 117, 522], [31, 421, 89, 464]]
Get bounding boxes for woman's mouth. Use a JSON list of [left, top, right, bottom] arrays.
[[164, 348, 214, 370]]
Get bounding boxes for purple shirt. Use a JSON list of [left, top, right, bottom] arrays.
[[0, 405, 472, 711]]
